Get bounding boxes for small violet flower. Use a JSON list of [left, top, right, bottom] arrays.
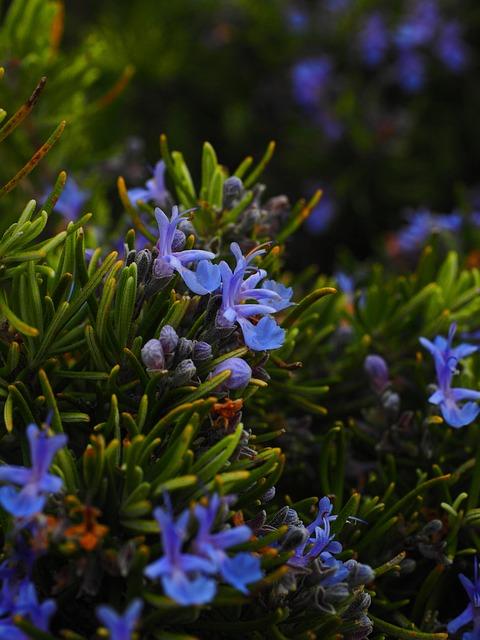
[[153, 205, 221, 295], [420, 323, 480, 428], [50, 177, 90, 221], [217, 243, 286, 351], [436, 21, 468, 72], [291, 57, 333, 109], [128, 160, 168, 205], [211, 357, 252, 390], [97, 599, 143, 640], [447, 557, 480, 639], [144, 505, 217, 606], [0, 424, 67, 518], [193, 494, 263, 594]]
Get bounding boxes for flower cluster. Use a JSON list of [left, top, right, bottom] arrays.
[[144, 494, 263, 605]]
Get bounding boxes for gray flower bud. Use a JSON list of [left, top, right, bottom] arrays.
[[135, 249, 152, 283], [223, 176, 244, 208], [171, 359, 196, 386], [281, 526, 309, 552], [176, 337, 194, 361], [141, 339, 165, 371], [344, 559, 375, 586], [159, 325, 179, 354]]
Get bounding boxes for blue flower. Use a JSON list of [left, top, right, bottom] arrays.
[[0, 576, 56, 638], [420, 323, 480, 428], [217, 243, 285, 351], [291, 57, 333, 109], [447, 558, 480, 639], [436, 21, 468, 72], [128, 160, 167, 205], [97, 599, 143, 640], [144, 505, 217, 606], [306, 193, 336, 235], [289, 516, 342, 569], [358, 13, 389, 67], [193, 494, 263, 594], [396, 51, 426, 92], [211, 357, 252, 390], [0, 424, 67, 518], [364, 355, 390, 394], [261, 280, 294, 312], [153, 206, 220, 295], [394, 0, 440, 49], [50, 177, 90, 221]]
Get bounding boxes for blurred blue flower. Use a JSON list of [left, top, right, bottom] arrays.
[[0, 577, 56, 638], [144, 505, 217, 606], [358, 13, 389, 67], [211, 357, 252, 390], [394, 0, 440, 49], [292, 57, 333, 109], [447, 557, 480, 639], [0, 424, 67, 518], [364, 355, 390, 394], [128, 160, 167, 205], [97, 599, 143, 640], [193, 494, 262, 594], [217, 243, 285, 350], [395, 209, 462, 253], [436, 21, 468, 72], [396, 51, 426, 92], [420, 323, 480, 428], [286, 7, 308, 32], [153, 206, 221, 295], [50, 177, 90, 221], [306, 193, 336, 234]]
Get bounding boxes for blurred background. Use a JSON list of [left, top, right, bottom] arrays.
[[1, 0, 480, 269]]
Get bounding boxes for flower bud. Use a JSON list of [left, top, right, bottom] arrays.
[[141, 339, 165, 371], [159, 325, 179, 354], [344, 559, 375, 586], [281, 526, 309, 552], [171, 359, 196, 386], [211, 357, 252, 390], [223, 176, 244, 208], [176, 337, 194, 361], [135, 249, 152, 282], [364, 354, 389, 393], [192, 340, 212, 362], [171, 229, 186, 251]]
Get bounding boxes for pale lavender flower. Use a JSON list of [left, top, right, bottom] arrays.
[[128, 160, 167, 205]]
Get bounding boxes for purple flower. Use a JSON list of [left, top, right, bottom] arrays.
[[97, 599, 143, 640], [436, 21, 468, 72], [128, 160, 168, 205], [291, 57, 333, 109], [358, 13, 389, 67], [396, 51, 426, 92], [420, 323, 480, 428], [153, 206, 221, 295], [447, 558, 480, 639], [364, 355, 390, 394], [50, 177, 90, 221], [144, 506, 217, 606], [193, 494, 262, 594], [0, 424, 67, 518], [211, 357, 252, 390], [394, 209, 462, 253], [217, 243, 285, 351]]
